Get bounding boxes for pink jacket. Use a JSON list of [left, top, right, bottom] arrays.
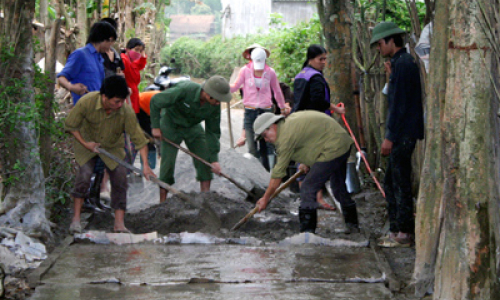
[[230, 62, 285, 109]]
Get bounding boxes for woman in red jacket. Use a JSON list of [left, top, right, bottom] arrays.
[[121, 38, 147, 115]]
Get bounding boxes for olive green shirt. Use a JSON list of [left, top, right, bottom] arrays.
[[271, 111, 354, 179], [150, 81, 221, 163], [65, 92, 148, 170]]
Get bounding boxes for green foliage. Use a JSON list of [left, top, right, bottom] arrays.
[[34, 64, 74, 205], [0, 46, 38, 187], [190, 3, 212, 15], [355, 0, 426, 31], [0, 43, 73, 204], [161, 15, 321, 87], [134, 2, 156, 15]]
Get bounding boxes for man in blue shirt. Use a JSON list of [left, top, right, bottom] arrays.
[[58, 21, 117, 104]]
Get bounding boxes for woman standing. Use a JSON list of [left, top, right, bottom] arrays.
[[231, 46, 290, 170], [121, 38, 147, 115], [292, 44, 348, 213], [293, 44, 345, 115]]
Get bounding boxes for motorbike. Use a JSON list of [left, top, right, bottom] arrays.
[[144, 59, 190, 91]]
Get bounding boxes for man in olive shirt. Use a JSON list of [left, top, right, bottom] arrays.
[[254, 111, 358, 233], [65, 75, 156, 233], [150, 75, 232, 202]]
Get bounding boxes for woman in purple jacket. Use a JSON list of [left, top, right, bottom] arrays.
[[292, 44, 347, 212]]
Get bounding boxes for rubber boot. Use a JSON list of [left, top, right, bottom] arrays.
[[342, 204, 360, 234], [88, 172, 109, 212], [299, 208, 317, 233]]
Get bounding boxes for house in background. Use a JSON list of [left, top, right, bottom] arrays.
[[220, 0, 317, 39], [169, 14, 216, 42]]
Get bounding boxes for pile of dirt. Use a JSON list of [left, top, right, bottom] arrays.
[[86, 191, 301, 242]]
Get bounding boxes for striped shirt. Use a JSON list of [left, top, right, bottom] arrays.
[[65, 92, 148, 170]]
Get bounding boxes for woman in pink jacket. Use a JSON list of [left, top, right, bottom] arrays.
[[230, 46, 290, 170]]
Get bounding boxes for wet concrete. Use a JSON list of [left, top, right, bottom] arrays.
[[31, 282, 391, 299], [30, 244, 392, 299]]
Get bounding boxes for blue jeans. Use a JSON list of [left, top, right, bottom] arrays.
[[243, 107, 275, 170]]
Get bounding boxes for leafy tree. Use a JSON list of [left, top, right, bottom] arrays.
[[191, 3, 212, 15]]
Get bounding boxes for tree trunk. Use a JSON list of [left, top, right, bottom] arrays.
[[317, 0, 356, 128], [76, 0, 87, 47], [0, 0, 51, 236], [40, 17, 61, 177], [125, 0, 136, 39], [413, 0, 500, 298]]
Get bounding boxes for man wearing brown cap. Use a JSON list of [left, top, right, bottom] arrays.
[[150, 76, 232, 202]]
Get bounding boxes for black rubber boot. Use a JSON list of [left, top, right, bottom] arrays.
[[299, 208, 317, 233], [342, 204, 360, 234], [87, 172, 109, 212]]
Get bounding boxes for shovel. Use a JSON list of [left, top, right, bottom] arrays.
[[231, 169, 305, 231], [158, 135, 257, 199], [96, 148, 221, 228]]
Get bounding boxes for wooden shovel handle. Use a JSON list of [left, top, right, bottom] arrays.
[[231, 169, 305, 231], [158, 135, 256, 198]]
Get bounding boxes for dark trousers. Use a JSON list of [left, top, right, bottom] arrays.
[[384, 136, 416, 234], [300, 150, 354, 210], [72, 157, 128, 211], [243, 107, 274, 171]]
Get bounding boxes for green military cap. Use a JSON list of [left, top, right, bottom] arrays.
[[370, 22, 406, 45]]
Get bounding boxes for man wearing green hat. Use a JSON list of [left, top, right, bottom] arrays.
[[370, 22, 424, 247], [253, 111, 358, 234], [150, 75, 232, 202]]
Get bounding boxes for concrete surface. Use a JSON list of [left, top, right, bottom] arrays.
[[30, 244, 393, 299]]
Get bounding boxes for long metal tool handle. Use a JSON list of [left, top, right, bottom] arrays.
[[336, 103, 385, 198], [231, 169, 305, 231], [96, 147, 191, 203], [159, 136, 256, 198]]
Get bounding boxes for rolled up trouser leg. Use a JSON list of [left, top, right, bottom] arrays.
[[108, 165, 128, 211]]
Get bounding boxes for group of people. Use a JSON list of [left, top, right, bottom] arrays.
[[58, 19, 153, 233], [244, 21, 424, 248], [62, 19, 424, 248]]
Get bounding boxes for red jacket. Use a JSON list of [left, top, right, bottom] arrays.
[[121, 53, 147, 113]]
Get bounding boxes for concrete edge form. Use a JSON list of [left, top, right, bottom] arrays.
[[369, 237, 402, 292], [27, 235, 74, 288]]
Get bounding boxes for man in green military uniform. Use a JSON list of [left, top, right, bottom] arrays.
[[65, 75, 156, 233], [150, 75, 232, 202], [254, 111, 358, 233]]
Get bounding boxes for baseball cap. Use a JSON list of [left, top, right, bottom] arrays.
[[251, 47, 267, 71], [242, 43, 270, 60]]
